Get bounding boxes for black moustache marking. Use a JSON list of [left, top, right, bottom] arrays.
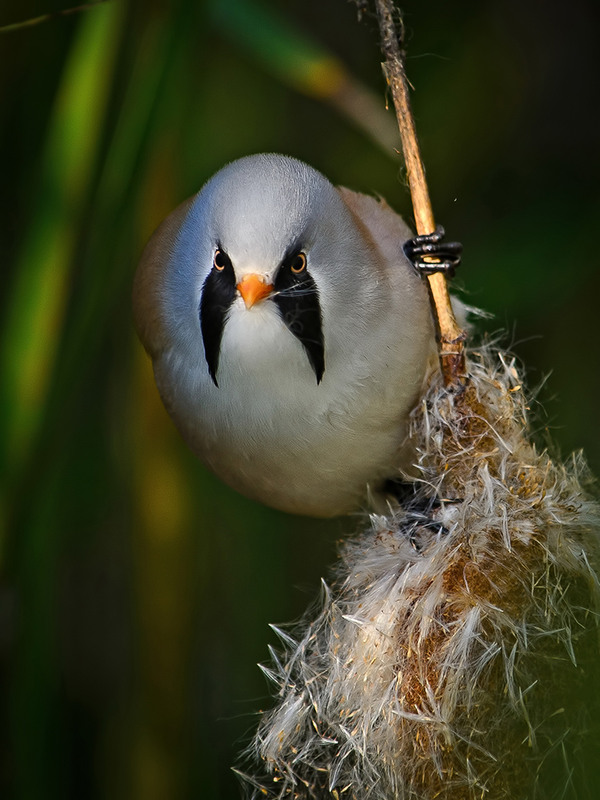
[[273, 256, 325, 384], [200, 251, 236, 386], [199, 247, 325, 386]]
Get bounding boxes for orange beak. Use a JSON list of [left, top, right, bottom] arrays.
[[236, 273, 274, 309]]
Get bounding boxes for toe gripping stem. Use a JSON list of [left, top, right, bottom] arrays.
[[403, 226, 462, 278]]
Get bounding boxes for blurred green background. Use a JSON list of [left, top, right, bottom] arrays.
[[1, 0, 599, 798]]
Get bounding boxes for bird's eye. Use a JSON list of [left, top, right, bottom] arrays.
[[213, 249, 229, 271], [290, 252, 307, 274]]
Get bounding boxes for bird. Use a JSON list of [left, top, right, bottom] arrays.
[[133, 153, 440, 517]]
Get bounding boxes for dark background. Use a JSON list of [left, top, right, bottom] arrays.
[[1, 0, 599, 797]]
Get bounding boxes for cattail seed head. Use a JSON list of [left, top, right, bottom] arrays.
[[240, 344, 600, 800]]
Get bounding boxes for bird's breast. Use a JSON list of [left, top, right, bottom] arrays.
[[216, 299, 313, 383], [159, 311, 415, 517]]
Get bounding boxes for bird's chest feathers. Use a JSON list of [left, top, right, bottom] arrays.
[[196, 301, 327, 460], [219, 300, 316, 386]]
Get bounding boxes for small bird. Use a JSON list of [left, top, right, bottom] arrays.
[[133, 154, 439, 517]]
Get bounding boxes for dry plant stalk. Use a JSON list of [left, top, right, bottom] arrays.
[[0, 1, 108, 34], [372, 0, 466, 386]]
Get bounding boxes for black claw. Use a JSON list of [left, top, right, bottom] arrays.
[[403, 225, 462, 278], [382, 478, 440, 514], [381, 478, 466, 550]]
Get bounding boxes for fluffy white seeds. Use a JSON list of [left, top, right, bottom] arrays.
[[240, 343, 600, 800]]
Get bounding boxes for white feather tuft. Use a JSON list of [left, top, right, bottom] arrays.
[[240, 343, 600, 799]]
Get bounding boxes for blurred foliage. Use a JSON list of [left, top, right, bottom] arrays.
[[1, 0, 599, 798]]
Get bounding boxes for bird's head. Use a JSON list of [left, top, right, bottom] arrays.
[[136, 154, 376, 389]]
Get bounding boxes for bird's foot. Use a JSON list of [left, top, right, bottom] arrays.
[[403, 226, 462, 278], [382, 478, 439, 513], [382, 478, 464, 550]]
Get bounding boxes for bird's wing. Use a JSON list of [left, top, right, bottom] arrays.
[[132, 195, 195, 359], [337, 186, 414, 282]]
